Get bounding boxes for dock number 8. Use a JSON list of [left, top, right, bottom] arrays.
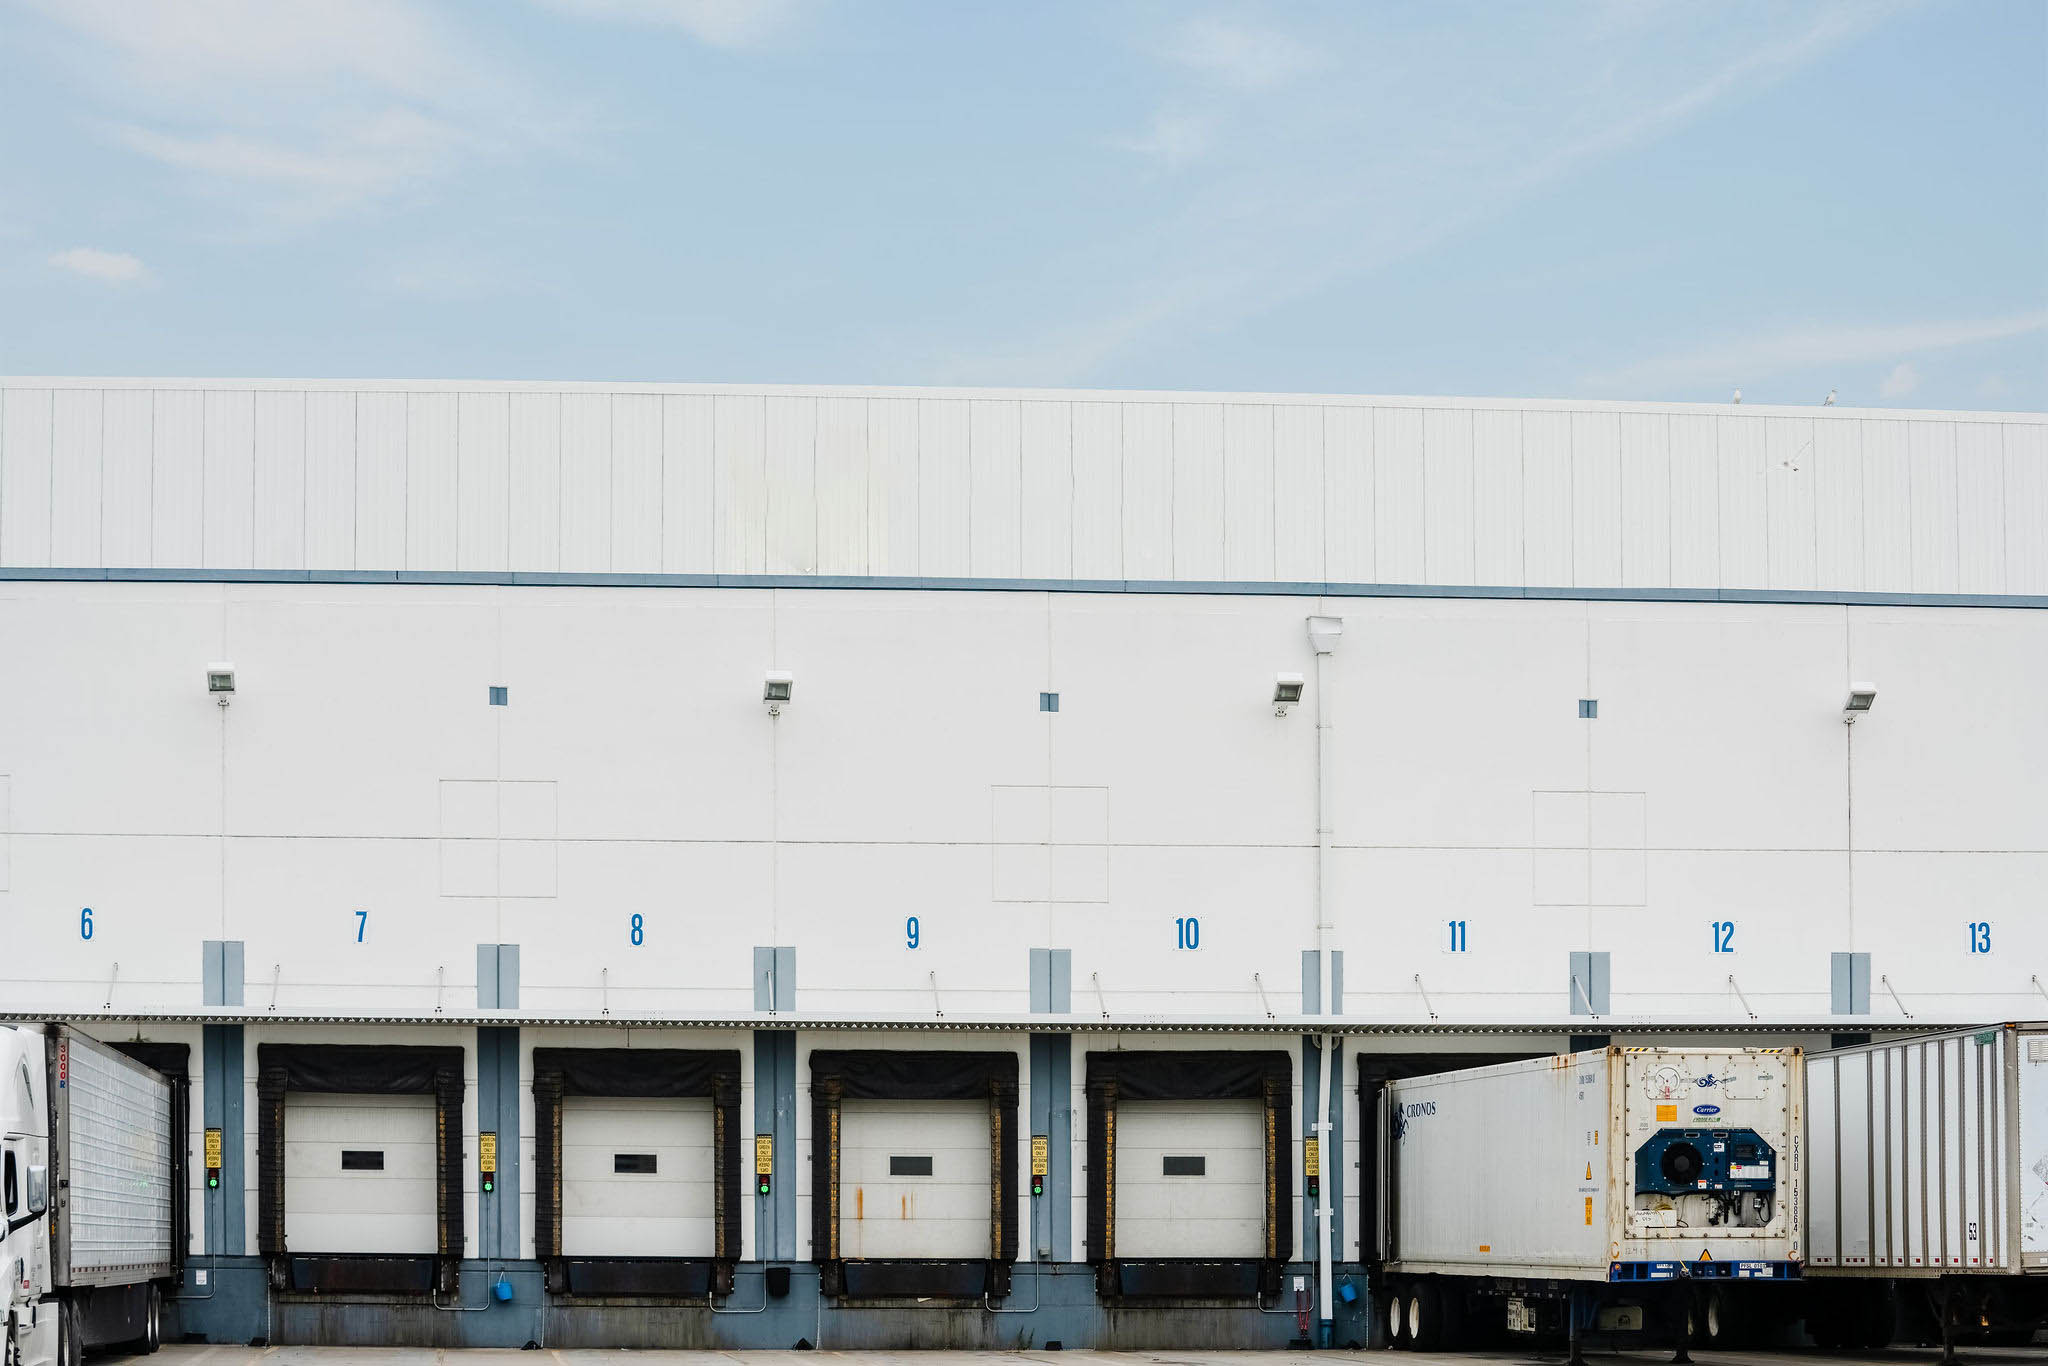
[[629, 913, 643, 946]]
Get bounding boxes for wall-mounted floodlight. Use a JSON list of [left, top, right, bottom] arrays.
[[763, 670, 794, 716], [207, 662, 236, 707], [1273, 672, 1305, 717], [1843, 682, 1877, 722]]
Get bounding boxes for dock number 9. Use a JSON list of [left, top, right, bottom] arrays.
[[906, 916, 920, 950]]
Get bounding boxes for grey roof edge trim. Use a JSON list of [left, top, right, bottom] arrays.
[[2, 566, 2045, 609], [0, 1008, 1972, 1035], [5, 376, 2043, 424]]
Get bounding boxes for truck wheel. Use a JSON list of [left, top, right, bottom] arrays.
[[1410, 1283, 1446, 1351], [1386, 1288, 1410, 1348], [1698, 1287, 1732, 1347], [60, 1302, 82, 1366], [143, 1284, 162, 1354], [1854, 1284, 1895, 1350]]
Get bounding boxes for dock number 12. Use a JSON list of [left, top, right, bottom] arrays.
[[1712, 921, 1736, 954]]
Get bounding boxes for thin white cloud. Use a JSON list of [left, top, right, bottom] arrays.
[[1586, 312, 2047, 393], [47, 246, 146, 283], [1115, 110, 1212, 171], [14, 0, 576, 223], [1878, 362, 1920, 398], [1163, 15, 1318, 91], [533, 0, 801, 47]]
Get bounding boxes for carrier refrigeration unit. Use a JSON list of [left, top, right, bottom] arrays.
[[1375, 1046, 1803, 1355], [1805, 1023, 2048, 1354]]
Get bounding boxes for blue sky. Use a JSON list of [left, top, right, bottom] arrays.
[[1, 0, 2042, 409]]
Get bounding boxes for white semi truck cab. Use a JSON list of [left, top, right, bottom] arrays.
[[3, 1024, 174, 1366]]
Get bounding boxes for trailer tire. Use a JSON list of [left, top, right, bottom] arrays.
[[1853, 1284, 1895, 1351], [1696, 1287, 1733, 1348], [1409, 1282, 1446, 1351], [59, 1301, 81, 1366], [143, 1284, 162, 1354], [1386, 1288, 1410, 1348]]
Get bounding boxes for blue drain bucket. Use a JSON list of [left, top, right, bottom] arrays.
[[494, 1278, 515, 1302]]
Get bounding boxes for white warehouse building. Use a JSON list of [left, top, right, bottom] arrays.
[[0, 377, 2043, 1348]]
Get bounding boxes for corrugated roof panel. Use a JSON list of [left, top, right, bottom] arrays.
[[1374, 407, 1425, 583], [1765, 416, 1817, 591], [1810, 416, 1863, 590], [559, 392, 613, 573], [1, 388, 53, 566], [611, 393, 664, 573], [1907, 421, 1959, 593], [1470, 408, 1521, 586], [1171, 401, 1224, 581], [764, 394, 817, 575], [1424, 407, 1476, 586], [252, 390, 306, 571], [49, 389, 103, 568], [1018, 400, 1072, 580], [203, 390, 255, 569], [1954, 422, 2005, 594], [1571, 410, 1622, 588], [814, 395, 869, 576], [1716, 415, 1767, 589], [2006, 424, 2048, 595], [661, 393, 714, 574], [1617, 412, 1669, 588], [1522, 409, 1571, 588], [918, 398, 970, 577], [405, 392, 459, 572], [100, 388, 154, 568], [303, 391, 356, 570], [1223, 403, 1275, 582], [1121, 401, 1173, 579], [507, 391, 560, 573], [1861, 418, 1911, 591], [867, 397, 919, 577], [1069, 402, 1121, 580], [353, 391, 407, 571], [1321, 406, 1372, 583], [969, 398, 1022, 579], [1272, 404, 1324, 582], [456, 391, 510, 573]]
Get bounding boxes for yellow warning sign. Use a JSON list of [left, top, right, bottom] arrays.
[[1304, 1138, 1321, 1177], [755, 1134, 774, 1176], [1584, 1196, 1594, 1226], [1585, 1162, 1593, 1180], [1656, 1104, 1677, 1122], [1698, 1249, 1713, 1261], [479, 1132, 497, 1174], [1030, 1136, 1049, 1177], [204, 1127, 224, 1168]]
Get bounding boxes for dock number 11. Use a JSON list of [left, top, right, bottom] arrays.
[[1444, 920, 1468, 953]]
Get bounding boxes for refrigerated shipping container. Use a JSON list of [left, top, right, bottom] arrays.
[[1375, 1046, 1803, 1354]]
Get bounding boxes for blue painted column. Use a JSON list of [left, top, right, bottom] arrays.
[[200, 1024, 244, 1256]]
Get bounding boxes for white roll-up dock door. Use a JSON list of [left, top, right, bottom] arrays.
[[560, 1096, 716, 1257], [1114, 1098, 1266, 1257], [840, 1099, 990, 1258], [283, 1092, 437, 1254]]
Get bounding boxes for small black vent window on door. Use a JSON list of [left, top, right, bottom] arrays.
[[890, 1155, 934, 1176], [614, 1153, 658, 1174], [1162, 1155, 1206, 1176], [340, 1150, 385, 1171]]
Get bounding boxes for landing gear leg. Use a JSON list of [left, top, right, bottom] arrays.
[[1567, 1288, 1589, 1366], [1670, 1285, 1694, 1365]]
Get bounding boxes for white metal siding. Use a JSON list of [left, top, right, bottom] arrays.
[[283, 1092, 437, 1255], [7, 380, 2034, 596], [560, 1096, 715, 1257], [839, 1098, 989, 1259], [1113, 1099, 1266, 1259]]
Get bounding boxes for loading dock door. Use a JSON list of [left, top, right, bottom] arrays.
[[560, 1095, 716, 1257], [283, 1092, 437, 1254], [1113, 1098, 1266, 1258], [840, 1099, 990, 1259]]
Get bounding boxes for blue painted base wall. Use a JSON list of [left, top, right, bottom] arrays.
[[168, 1260, 1373, 1349]]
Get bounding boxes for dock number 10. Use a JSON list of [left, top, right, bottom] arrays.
[[1174, 917, 1200, 951]]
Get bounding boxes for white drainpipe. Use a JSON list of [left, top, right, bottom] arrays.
[[1308, 614, 1343, 1334]]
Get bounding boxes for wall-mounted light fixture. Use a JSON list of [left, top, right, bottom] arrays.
[[1273, 672, 1305, 717], [764, 670, 794, 716], [207, 662, 236, 707], [1843, 682, 1877, 722]]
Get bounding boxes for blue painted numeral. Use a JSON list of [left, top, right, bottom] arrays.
[[1175, 916, 1200, 951], [630, 913, 644, 946], [1712, 921, 1735, 954], [906, 916, 920, 950], [354, 909, 367, 943], [80, 907, 93, 941], [1969, 921, 1992, 955], [1446, 920, 1467, 952]]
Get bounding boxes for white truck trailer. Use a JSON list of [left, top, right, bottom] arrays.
[[1375, 1046, 1803, 1358], [1805, 1023, 2048, 1356], [2, 1024, 176, 1366]]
